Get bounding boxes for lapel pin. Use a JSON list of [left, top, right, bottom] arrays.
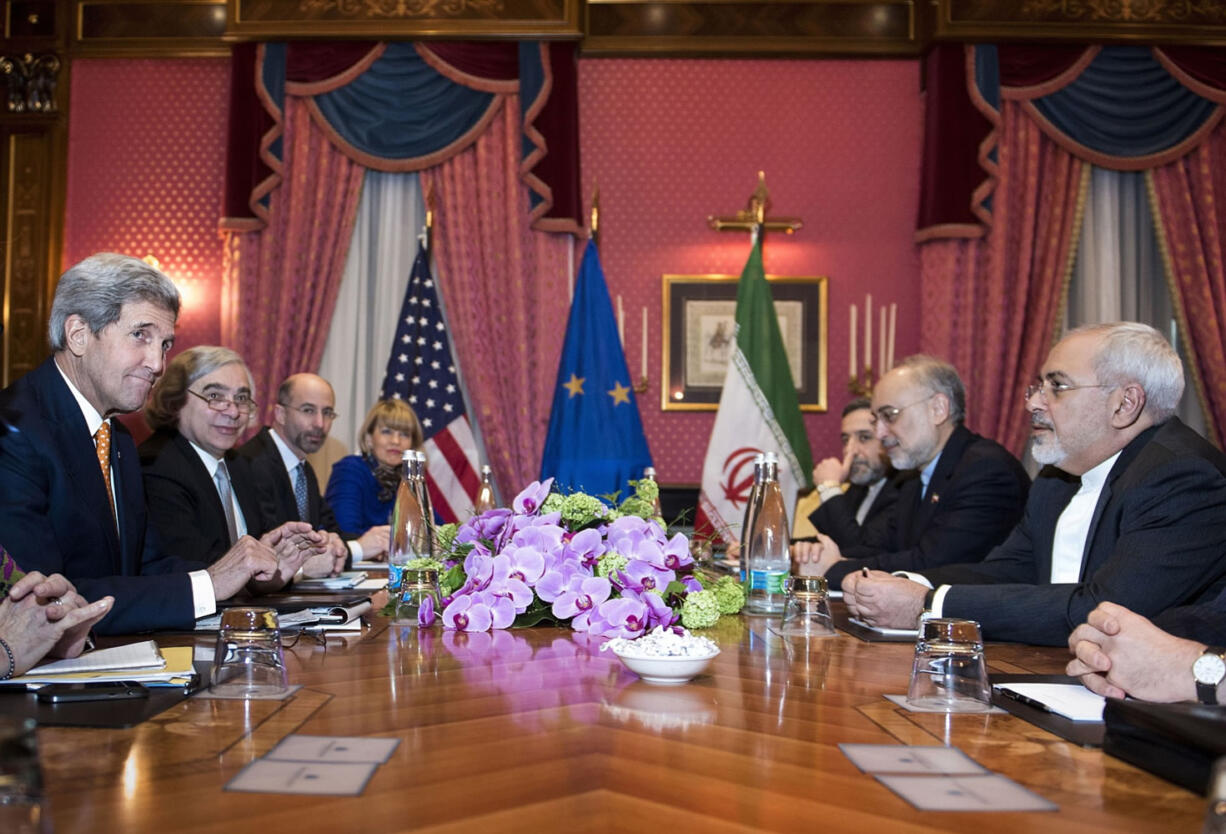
[[930, 493, 940, 504]]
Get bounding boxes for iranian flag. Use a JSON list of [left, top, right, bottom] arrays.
[[696, 236, 814, 545]]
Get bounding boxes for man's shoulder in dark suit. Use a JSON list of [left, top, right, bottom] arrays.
[[825, 424, 1029, 585]]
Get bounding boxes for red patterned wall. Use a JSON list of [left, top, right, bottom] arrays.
[[61, 56, 923, 477], [578, 58, 925, 484], [63, 58, 231, 351]]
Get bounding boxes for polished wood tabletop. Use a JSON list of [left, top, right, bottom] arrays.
[[37, 614, 1202, 833]]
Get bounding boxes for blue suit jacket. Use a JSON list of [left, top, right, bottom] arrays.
[[324, 454, 393, 538], [825, 424, 1030, 586], [0, 358, 202, 633], [926, 418, 1226, 645]]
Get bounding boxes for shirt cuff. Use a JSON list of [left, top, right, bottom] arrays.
[[893, 570, 933, 589], [189, 570, 217, 619], [817, 484, 844, 503], [930, 584, 953, 618], [347, 539, 363, 562]]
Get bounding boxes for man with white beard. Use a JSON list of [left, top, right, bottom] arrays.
[[844, 322, 1226, 646]]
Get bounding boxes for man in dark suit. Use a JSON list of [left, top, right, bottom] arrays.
[[139, 347, 334, 573], [846, 322, 1226, 646], [806, 357, 1030, 587], [239, 374, 388, 562], [792, 398, 898, 559], [0, 254, 315, 633]]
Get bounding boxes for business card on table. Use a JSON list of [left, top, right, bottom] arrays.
[[226, 760, 378, 795], [840, 744, 988, 775], [875, 773, 1057, 812], [266, 735, 400, 764]]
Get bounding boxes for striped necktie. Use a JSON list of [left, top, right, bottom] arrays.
[[294, 462, 310, 522]]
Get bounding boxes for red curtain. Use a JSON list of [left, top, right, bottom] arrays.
[[221, 97, 365, 425], [421, 101, 573, 492], [1150, 121, 1226, 446], [921, 100, 1086, 455]]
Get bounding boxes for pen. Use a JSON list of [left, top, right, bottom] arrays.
[[998, 688, 1053, 714]]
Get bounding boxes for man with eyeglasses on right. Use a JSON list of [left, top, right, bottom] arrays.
[[239, 373, 389, 565], [845, 322, 1226, 646], [807, 355, 1030, 588]]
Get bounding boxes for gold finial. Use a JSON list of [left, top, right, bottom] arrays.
[[589, 181, 600, 247]]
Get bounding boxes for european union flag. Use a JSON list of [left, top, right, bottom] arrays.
[[540, 240, 652, 499]]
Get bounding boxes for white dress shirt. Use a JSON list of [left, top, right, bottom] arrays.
[[55, 361, 217, 618], [269, 429, 362, 561]]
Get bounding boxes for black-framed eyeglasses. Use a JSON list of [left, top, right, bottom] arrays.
[[1024, 378, 1114, 403], [188, 388, 256, 414], [281, 403, 339, 421], [874, 394, 935, 425]]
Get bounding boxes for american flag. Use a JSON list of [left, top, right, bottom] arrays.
[[380, 242, 481, 522]]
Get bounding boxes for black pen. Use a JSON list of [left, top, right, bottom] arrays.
[[998, 687, 1053, 714]]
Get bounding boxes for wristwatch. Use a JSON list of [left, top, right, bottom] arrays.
[[1192, 646, 1226, 705]]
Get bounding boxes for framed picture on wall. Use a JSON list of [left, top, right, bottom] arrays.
[[661, 273, 828, 412]]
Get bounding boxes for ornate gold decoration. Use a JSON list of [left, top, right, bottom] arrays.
[[0, 53, 61, 113], [298, 0, 504, 17], [1018, 0, 1226, 22], [707, 171, 802, 235]]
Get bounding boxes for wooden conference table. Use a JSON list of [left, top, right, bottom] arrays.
[[36, 614, 1201, 833]]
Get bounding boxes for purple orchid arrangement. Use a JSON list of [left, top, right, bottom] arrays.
[[431, 478, 741, 637]]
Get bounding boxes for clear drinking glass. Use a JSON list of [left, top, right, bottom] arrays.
[[210, 607, 289, 697], [905, 618, 991, 712], [773, 576, 836, 637], [0, 716, 49, 834], [393, 568, 441, 628]]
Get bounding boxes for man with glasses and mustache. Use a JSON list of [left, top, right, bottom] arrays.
[[139, 346, 337, 575], [845, 322, 1226, 645], [805, 355, 1030, 588], [791, 398, 899, 560], [240, 373, 389, 564], [0, 254, 313, 633]]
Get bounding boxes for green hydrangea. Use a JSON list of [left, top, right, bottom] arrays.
[[712, 576, 745, 614], [595, 552, 628, 579], [617, 496, 655, 520], [434, 523, 459, 554], [634, 477, 659, 503], [680, 589, 720, 629], [541, 493, 565, 515], [559, 492, 609, 528], [404, 557, 444, 571]]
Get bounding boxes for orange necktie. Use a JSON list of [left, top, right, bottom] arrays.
[[95, 420, 116, 520]]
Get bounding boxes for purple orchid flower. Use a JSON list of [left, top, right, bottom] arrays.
[[512, 478, 554, 515], [681, 575, 703, 593], [589, 597, 649, 640], [564, 528, 606, 568], [616, 559, 675, 594], [551, 576, 612, 631], [442, 595, 492, 632], [661, 532, 695, 571], [417, 595, 436, 627]]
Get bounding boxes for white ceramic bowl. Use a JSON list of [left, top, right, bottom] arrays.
[[611, 646, 720, 686]]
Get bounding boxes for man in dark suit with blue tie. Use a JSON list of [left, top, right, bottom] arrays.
[[0, 254, 316, 633], [238, 373, 389, 563], [846, 322, 1226, 646], [803, 357, 1030, 587]]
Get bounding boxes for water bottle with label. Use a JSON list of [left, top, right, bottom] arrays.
[[410, 450, 435, 557], [744, 453, 790, 615], [388, 450, 427, 593]]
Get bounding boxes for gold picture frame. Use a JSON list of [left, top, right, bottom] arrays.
[[661, 273, 828, 412]]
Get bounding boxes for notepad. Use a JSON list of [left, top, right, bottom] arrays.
[[994, 683, 1106, 722], [24, 640, 164, 675], [3, 646, 195, 688], [293, 571, 368, 591]]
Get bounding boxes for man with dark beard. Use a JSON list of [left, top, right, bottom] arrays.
[[804, 356, 1030, 587], [845, 322, 1226, 645], [792, 398, 897, 562], [240, 373, 389, 563]]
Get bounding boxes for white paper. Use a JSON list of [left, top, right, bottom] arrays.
[[265, 735, 399, 764], [848, 617, 918, 638], [225, 760, 378, 795], [293, 571, 368, 591], [840, 744, 987, 775], [993, 683, 1105, 722], [26, 640, 164, 675], [876, 773, 1057, 812]]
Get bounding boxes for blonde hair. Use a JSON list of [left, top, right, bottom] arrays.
[[358, 399, 423, 455]]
